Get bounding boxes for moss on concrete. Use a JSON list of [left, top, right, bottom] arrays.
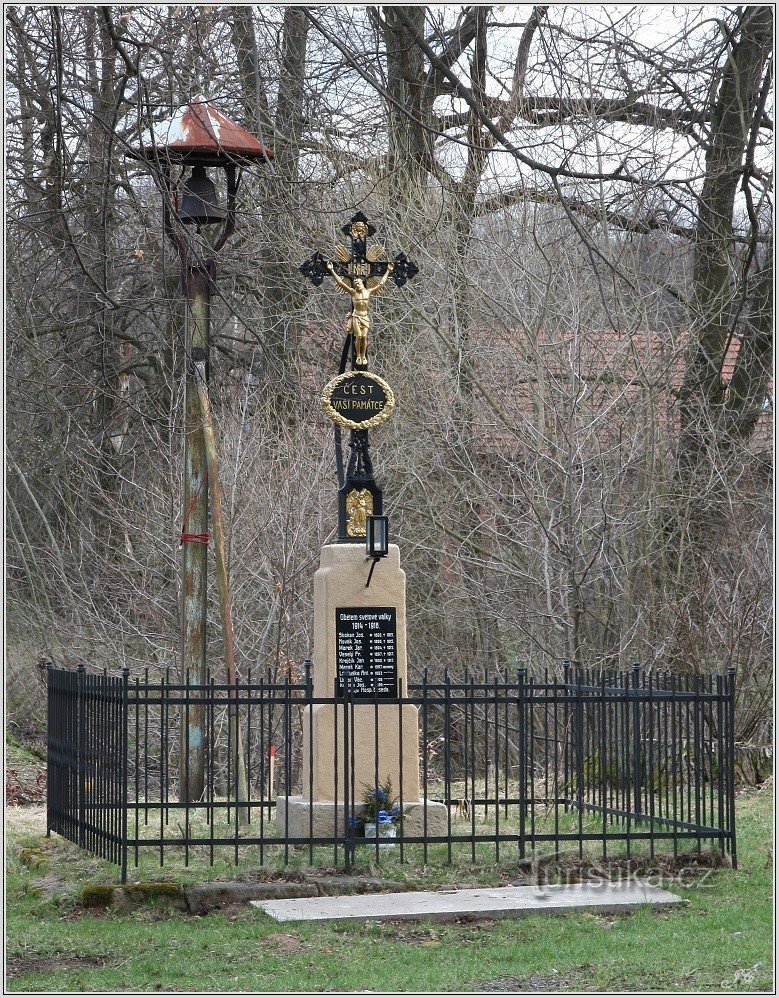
[[18, 848, 50, 870], [81, 885, 118, 908], [122, 881, 185, 903], [80, 881, 186, 909]]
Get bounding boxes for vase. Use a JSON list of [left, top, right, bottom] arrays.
[[363, 822, 397, 848]]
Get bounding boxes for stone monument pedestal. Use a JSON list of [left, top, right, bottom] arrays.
[[277, 543, 446, 839], [276, 797, 447, 839]]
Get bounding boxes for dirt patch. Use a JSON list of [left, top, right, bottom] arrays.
[[62, 908, 112, 921], [474, 965, 593, 992], [6, 954, 110, 981], [6, 735, 46, 806], [262, 932, 317, 955], [6, 769, 46, 806], [29, 872, 74, 901], [382, 923, 443, 944], [387, 919, 500, 942]]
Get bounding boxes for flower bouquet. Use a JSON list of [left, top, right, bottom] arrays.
[[353, 778, 401, 846]]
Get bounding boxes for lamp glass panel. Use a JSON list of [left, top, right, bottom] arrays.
[[375, 517, 387, 553], [367, 515, 388, 557]]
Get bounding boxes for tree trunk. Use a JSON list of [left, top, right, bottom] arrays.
[[677, 6, 773, 478], [723, 245, 773, 442], [231, 6, 309, 410], [382, 5, 430, 212]]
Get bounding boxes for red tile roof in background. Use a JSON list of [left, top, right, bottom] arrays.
[[483, 326, 772, 400], [292, 323, 773, 450]]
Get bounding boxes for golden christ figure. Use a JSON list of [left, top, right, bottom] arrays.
[[326, 260, 394, 367]]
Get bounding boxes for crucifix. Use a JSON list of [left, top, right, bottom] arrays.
[[300, 212, 419, 541], [301, 212, 418, 369]]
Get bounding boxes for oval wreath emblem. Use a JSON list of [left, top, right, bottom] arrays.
[[321, 371, 396, 432]]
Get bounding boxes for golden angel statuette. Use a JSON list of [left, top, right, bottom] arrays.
[[344, 487, 373, 536]]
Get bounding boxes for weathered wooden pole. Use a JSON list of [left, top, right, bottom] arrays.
[[127, 96, 272, 804], [193, 357, 249, 817], [179, 263, 212, 801]]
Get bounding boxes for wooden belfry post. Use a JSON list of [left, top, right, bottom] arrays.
[[128, 97, 272, 802]]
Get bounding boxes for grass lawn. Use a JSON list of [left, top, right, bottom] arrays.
[[5, 779, 773, 992]]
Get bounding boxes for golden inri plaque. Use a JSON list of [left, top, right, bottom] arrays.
[[321, 371, 395, 432]]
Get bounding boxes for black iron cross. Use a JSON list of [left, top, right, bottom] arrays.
[[299, 211, 419, 289], [300, 212, 418, 543]]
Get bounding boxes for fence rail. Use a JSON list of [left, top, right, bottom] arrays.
[[46, 664, 737, 881]]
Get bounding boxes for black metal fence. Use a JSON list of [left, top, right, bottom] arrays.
[[47, 664, 737, 881], [46, 667, 128, 875]]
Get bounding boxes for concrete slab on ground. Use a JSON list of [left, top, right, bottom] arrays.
[[252, 880, 683, 923]]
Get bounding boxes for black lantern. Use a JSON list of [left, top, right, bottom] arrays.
[[365, 515, 389, 587], [179, 164, 225, 227], [366, 515, 389, 559]]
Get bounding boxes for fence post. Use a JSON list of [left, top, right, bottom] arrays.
[[445, 667, 452, 865], [120, 666, 129, 884], [562, 660, 570, 813], [304, 659, 313, 699], [715, 673, 725, 859], [304, 660, 314, 863], [631, 663, 642, 819], [575, 670, 584, 835], [45, 664, 53, 837], [693, 673, 702, 849], [517, 669, 526, 860], [77, 664, 86, 849], [343, 681, 351, 874], [726, 667, 737, 869], [422, 668, 429, 864]]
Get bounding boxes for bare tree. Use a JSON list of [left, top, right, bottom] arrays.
[[5, 6, 773, 751]]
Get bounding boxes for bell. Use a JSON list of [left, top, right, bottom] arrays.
[[179, 164, 225, 226]]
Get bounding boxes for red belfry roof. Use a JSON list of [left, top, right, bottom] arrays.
[[130, 95, 272, 165]]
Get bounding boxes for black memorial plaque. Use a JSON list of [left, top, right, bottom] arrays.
[[335, 607, 398, 698]]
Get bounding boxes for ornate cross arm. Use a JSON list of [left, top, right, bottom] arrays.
[[299, 250, 330, 286], [390, 252, 419, 286], [299, 212, 418, 292], [299, 212, 419, 370]]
